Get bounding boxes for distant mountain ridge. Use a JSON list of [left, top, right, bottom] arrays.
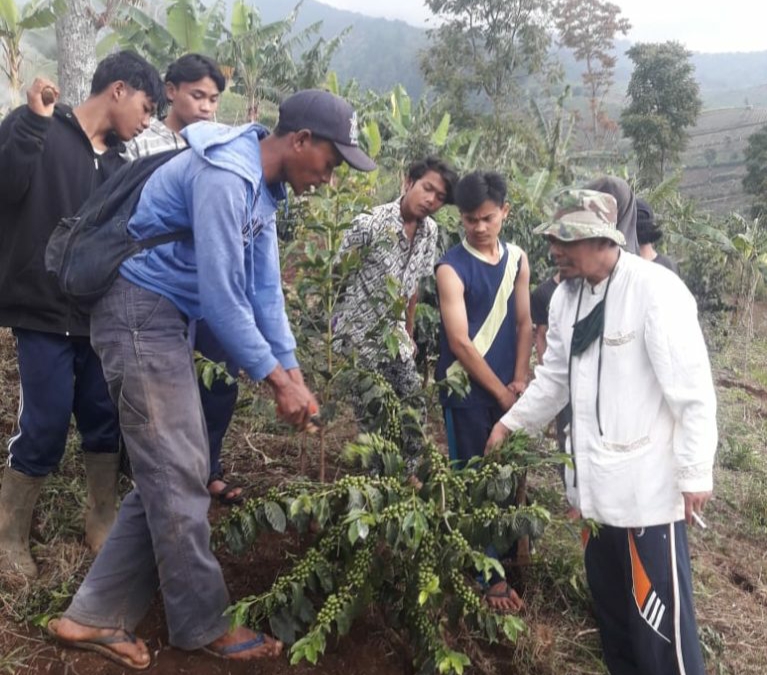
[[242, 0, 767, 108], [248, 0, 426, 98]]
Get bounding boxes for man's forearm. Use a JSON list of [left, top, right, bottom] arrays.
[[513, 319, 533, 383]]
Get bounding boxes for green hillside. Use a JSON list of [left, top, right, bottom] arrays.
[[246, 1, 767, 109], [248, 0, 426, 97]]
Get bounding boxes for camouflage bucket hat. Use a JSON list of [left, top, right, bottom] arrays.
[[534, 188, 626, 246]]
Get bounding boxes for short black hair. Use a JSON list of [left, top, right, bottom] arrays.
[[637, 220, 663, 245], [454, 171, 507, 213], [406, 156, 459, 205], [165, 53, 226, 92], [90, 50, 164, 104]]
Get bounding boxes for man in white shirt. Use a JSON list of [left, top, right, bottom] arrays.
[[487, 189, 716, 675]]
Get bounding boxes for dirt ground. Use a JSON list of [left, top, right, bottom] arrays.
[[2, 312, 767, 674]]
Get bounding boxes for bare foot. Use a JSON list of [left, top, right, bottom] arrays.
[[47, 617, 150, 670], [205, 626, 283, 660], [485, 581, 525, 614]]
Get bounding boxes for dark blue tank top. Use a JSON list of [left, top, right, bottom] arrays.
[[436, 241, 520, 408]]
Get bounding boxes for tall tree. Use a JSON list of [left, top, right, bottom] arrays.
[[743, 125, 767, 218], [55, 0, 137, 105], [554, 0, 630, 147], [620, 41, 702, 187], [420, 0, 554, 134], [220, 1, 345, 122], [0, 0, 58, 107]]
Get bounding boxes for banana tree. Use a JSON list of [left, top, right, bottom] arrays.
[[219, 1, 322, 122], [376, 84, 452, 179], [0, 0, 59, 106], [728, 215, 767, 338], [293, 26, 350, 91], [101, 0, 226, 70]]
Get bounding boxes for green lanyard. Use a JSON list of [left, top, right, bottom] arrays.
[[566, 265, 616, 486]]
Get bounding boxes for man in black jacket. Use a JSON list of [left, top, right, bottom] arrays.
[[0, 51, 163, 579]]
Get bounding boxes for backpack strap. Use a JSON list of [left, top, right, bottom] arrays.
[[137, 229, 192, 250]]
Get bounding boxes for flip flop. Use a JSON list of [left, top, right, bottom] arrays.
[[207, 475, 245, 506], [202, 631, 282, 659], [46, 620, 151, 671]]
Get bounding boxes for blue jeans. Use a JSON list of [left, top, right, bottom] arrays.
[[63, 276, 229, 649], [8, 328, 119, 477]]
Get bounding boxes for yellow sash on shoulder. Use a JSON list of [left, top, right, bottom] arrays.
[[446, 241, 523, 378]]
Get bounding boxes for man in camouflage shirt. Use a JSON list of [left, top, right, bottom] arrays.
[[487, 189, 716, 675], [334, 157, 457, 404]]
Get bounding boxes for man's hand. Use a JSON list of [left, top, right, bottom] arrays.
[[27, 77, 59, 117], [497, 380, 525, 412], [683, 491, 712, 526], [409, 334, 419, 358], [287, 368, 321, 432], [508, 380, 527, 398], [484, 421, 511, 454], [266, 366, 318, 431], [565, 506, 582, 521], [496, 388, 518, 412]]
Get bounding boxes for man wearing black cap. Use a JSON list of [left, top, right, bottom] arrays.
[[273, 88, 376, 172], [636, 197, 680, 275], [49, 89, 375, 670]]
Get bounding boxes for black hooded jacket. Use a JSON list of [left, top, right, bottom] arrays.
[[0, 104, 125, 336]]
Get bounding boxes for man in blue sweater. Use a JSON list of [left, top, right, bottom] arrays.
[[49, 90, 375, 670]]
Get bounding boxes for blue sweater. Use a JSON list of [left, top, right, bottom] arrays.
[[121, 121, 297, 381]]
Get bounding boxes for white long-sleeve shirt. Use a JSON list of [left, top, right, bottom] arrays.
[[501, 251, 717, 527]]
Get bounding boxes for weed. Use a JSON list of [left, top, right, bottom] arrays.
[[524, 525, 591, 615], [741, 476, 767, 530], [717, 437, 759, 472], [0, 645, 32, 674], [699, 625, 732, 675]]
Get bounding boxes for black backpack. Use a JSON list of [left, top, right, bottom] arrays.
[[45, 148, 191, 307]]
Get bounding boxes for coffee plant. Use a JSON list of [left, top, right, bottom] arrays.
[[219, 378, 557, 673]]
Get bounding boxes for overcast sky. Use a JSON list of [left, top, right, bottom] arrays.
[[319, 0, 767, 54]]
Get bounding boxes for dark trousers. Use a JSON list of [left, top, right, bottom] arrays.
[[443, 404, 504, 468], [8, 328, 119, 477], [444, 404, 512, 585], [585, 522, 706, 675], [193, 321, 239, 481]]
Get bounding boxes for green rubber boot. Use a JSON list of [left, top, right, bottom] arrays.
[[0, 468, 45, 578], [83, 452, 120, 553]]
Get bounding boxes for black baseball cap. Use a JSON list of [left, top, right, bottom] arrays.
[[277, 89, 376, 172]]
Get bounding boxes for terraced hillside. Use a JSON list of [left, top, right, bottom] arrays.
[[679, 103, 767, 216]]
